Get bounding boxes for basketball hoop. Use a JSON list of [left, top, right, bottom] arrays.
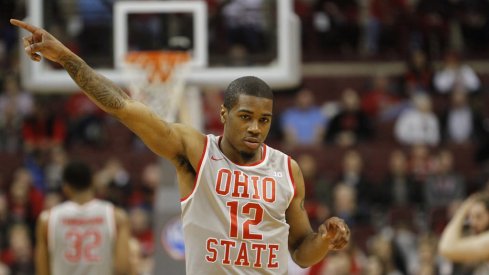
[[124, 51, 191, 122]]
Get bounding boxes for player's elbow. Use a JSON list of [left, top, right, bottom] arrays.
[[113, 258, 132, 275], [114, 265, 131, 275], [291, 250, 320, 269], [438, 242, 453, 259]]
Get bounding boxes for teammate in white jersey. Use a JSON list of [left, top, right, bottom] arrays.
[[12, 18, 350, 274], [35, 161, 132, 275]]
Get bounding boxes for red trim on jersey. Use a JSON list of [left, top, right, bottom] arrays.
[[218, 136, 267, 167], [287, 157, 297, 198], [180, 135, 208, 202]]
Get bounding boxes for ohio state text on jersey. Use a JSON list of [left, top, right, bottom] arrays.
[[181, 134, 296, 274]]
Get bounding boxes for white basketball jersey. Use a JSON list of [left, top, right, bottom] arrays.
[[181, 134, 296, 274], [48, 199, 116, 275]]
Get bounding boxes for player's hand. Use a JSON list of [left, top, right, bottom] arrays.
[[319, 217, 350, 251], [10, 19, 71, 63]]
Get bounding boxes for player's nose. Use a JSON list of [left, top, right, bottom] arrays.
[[247, 120, 260, 134]]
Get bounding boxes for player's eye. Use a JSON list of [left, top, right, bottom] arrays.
[[260, 118, 270, 123], [240, 115, 250, 120]]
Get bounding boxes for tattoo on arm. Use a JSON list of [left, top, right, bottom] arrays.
[[61, 56, 129, 110]]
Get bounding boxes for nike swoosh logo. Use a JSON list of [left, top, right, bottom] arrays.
[[210, 156, 224, 161]]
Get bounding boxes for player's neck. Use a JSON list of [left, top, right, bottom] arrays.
[[70, 191, 95, 205], [219, 137, 262, 165]]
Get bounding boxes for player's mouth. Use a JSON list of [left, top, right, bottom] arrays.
[[243, 137, 261, 150]]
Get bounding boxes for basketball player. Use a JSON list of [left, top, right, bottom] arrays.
[[439, 193, 489, 265], [12, 18, 350, 274], [35, 160, 132, 275]]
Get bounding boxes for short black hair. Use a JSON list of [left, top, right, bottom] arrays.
[[62, 161, 92, 191], [223, 76, 273, 109]]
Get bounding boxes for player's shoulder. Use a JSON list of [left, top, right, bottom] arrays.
[[37, 209, 51, 224], [265, 143, 291, 159], [174, 123, 206, 140]]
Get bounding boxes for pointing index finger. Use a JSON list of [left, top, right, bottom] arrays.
[[10, 19, 39, 33]]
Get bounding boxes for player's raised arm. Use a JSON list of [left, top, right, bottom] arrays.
[[286, 159, 350, 267], [10, 19, 204, 163], [439, 194, 489, 263]]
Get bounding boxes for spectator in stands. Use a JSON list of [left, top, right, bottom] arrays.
[[476, 130, 489, 167], [43, 147, 68, 191], [0, 73, 33, 152], [361, 73, 404, 122], [364, 0, 411, 56], [129, 162, 161, 209], [336, 150, 371, 209], [403, 49, 434, 96], [408, 144, 436, 185], [315, 251, 353, 275], [0, 261, 9, 275], [458, 0, 489, 53], [331, 183, 368, 228], [439, 88, 485, 144], [414, 0, 454, 59], [433, 50, 481, 94], [424, 150, 465, 213], [226, 44, 252, 67], [8, 169, 44, 227], [363, 255, 385, 275], [312, 0, 360, 53], [373, 150, 422, 210], [294, 0, 314, 51], [77, 0, 114, 66], [0, 0, 24, 59], [64, 91, 106, 148], [129, 237, 154, 275], [202, 88, 224, 135], [0, 193, 11, 253], [0, 223, 34, 274], [367, 233, 406, 275], [280, 88, 327, 147], [221, 0, 267, 53], [42, 191, 62, 210], [296, 153, 331, 228], [327, 88, 372, 146], [129, 207, 154, 262], [410, 234, 441, 275], [307, 240, 367, 275], [22, 98, 67, 154], [394, 93, 440, 146], [93, 158, 131, 206]]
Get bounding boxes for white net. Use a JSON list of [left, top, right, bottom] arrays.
[[123, 51, 191, 122]]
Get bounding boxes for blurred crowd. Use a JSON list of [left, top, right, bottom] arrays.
[[297, 0, 489, 61], [1, 0, 489, 275]]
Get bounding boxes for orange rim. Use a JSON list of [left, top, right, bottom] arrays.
[[125, 51, 190, 82]]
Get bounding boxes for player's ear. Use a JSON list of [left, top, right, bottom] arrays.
[[220, 104, 227, 124]]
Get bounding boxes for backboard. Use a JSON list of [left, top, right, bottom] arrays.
[[21, 0, 301, 91]]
